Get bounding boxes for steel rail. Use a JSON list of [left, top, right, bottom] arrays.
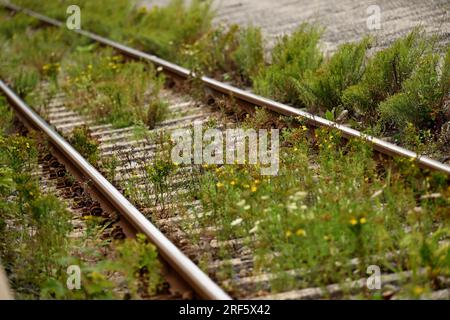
[[2, 1, 450, 176], [0, 80, 231, 300]]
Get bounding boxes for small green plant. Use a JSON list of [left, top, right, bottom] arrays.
[[342, 28, 435, 118], [0, 97, 14, 135], [253, 23, 323, 104], [295, 37, 371, 114], [69, 126, 100, 165], [146, 99, 169, 129], [232, 26, 265, 85]]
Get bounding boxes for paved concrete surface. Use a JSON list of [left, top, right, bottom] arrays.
[[143, 0, 449, 53]]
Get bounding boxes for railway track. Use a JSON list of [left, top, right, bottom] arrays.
[[1, 3, 449, 300]]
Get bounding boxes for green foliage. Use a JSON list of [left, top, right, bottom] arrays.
[[146, 99, 169, 129], [232, 26, 265, 84], [378, 52, 442, 129], [295, 37, 371, 113], [342, 28, 435, 117], [0, 97, 14, 135], [129, 0, 214, 62], [253, 24, 323, 104], [69, 126, 100, 165], [62, 49, 166, 128], [0, 11, 38, 39], [181, 24, 240, 79]]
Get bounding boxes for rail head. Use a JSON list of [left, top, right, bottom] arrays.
[[2, 1, 449, 177], [0, 79, 232, 300]]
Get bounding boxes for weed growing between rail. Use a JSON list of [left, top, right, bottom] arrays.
[[167, 109, 449, 298], [8, 1, 450, 157], [0, 97, 163, 299]]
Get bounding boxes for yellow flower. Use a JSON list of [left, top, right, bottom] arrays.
[[349, 218, 358, 225], [243, 184, 250, 189], [285, 230, 292, 238], [295, 229, 306, 237], [302, 125, 308, 131], [359, 217, 367, 224], [216, 182, 224, 188], [323, 235, 330, 241], [230, 180, 236, 186], [251, 185, 257, 192], [413, 286, 424, 296]]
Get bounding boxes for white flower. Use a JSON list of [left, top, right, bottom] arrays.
[[287, 203, 298, 212], [249, 225, 258, 234], [231, 218, 243, 227], [236, 199, 246, 207], [371, 189, 383, 199], [243, 205, 251, 211]]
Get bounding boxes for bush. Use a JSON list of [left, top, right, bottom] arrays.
[[232, 26, 265, 85], [253, 23, 323, 104], [295, 37, 371, 113], [342, 28, 435, 117], [379, 52, 442, 129]]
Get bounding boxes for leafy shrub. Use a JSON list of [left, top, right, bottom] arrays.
[[295, 37, 371, 113], [253, 23, 323, 104], [0, 98, 14, 137], [342, 28, 435, 118], [69, 126, 100, 165], [232, 26, 265, 84], [379, 52, 442, 129]]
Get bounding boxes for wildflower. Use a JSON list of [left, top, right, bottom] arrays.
[[359, 217, 367, 224], [285, 230, 292, 238], [287, 203, 297, 212], [231, 218, 243, 227], [230, 180, 236, 186], [302, 125, 308, 131], [216, 182, 224, 188], [295, 229, 306, 237], [349, 218, 358, 225], [243, 184, 250, 189], [294, 191, 308, 199], [323, 235, 330, 241], [243, 205, 251, 211], [236, 199, 246, 207], [413, 286, 424, 296], [260, 195, 269, 200], [371, 189, 383, 199], [251, 185, 257, 192], [249, 224, 259, 234]]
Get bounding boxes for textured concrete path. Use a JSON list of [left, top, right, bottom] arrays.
[[143, 0, 449, 53]]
